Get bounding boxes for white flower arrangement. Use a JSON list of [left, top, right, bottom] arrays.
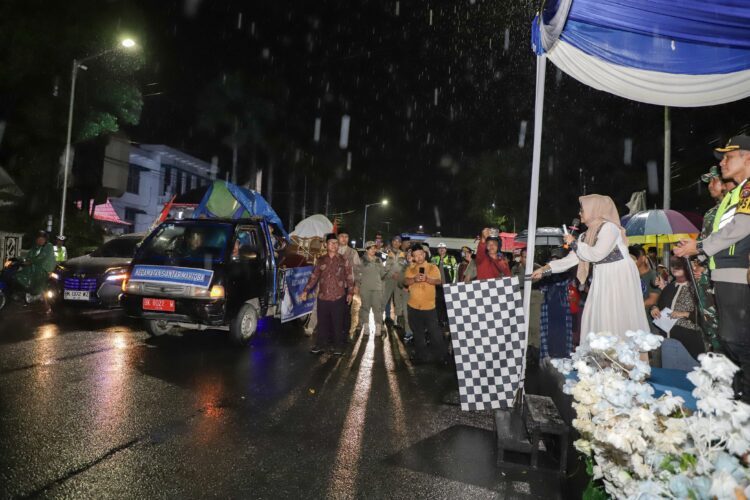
[[552, 330, 750, 500]]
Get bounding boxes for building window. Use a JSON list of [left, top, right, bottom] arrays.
[[124, 208, 138, 233], [163, 166, 171, 195], [126, 164, 141, 194]]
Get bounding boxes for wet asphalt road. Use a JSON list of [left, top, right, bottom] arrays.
[[0, 306, 564, 499]]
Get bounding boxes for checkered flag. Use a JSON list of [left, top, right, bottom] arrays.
[[444, 277, 526, 411]]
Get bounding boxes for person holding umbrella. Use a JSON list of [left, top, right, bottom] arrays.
[[532, 194, 649, 341]]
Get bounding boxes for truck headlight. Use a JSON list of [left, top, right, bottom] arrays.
[[189, 285, 224, 299]]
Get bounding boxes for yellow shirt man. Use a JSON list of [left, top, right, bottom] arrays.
[[404, 261, 441, 310]]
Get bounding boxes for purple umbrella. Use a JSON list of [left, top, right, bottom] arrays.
[[625, 210, 700, 245]]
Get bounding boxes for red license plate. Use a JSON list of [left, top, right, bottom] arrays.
[[143, 298, 175, 312]]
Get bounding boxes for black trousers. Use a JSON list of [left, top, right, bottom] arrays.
[[714, 281, 750, 403], [407, 306, 446, 363], [316, 297, 348, 348], [435, 285, 449, 325]]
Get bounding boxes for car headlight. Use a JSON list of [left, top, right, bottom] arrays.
[[50, 272, 60, 280], [105, 267, 128, 281]]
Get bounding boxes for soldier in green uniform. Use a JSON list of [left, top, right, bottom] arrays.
[[693, 166, 735, 351], [700, 165, 736, 240]]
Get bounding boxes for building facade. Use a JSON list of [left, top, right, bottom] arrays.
[[110, 145, 216, 234]]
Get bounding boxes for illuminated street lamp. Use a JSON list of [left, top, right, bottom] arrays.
[[362, 199, 388, 248], [58, 38, 138, 238]]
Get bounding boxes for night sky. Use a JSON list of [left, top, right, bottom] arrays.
[[5, 0, 750, 237]]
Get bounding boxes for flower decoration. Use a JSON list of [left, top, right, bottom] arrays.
[[553, 330, 750, 499]]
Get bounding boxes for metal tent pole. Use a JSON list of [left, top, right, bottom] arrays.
[[521, 53, 547, 388]]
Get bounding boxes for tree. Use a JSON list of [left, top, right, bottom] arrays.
[[0, 0, 144, 231]]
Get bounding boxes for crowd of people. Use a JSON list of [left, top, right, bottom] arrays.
[[300, 135, 750, 403], [300, 227, 516, 364]]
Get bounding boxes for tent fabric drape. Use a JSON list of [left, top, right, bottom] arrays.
[[534, 0, 750, 107], [546, 40, 750, 107]]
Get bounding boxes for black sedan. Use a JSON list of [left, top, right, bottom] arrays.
[[47, 233, 143, 311]]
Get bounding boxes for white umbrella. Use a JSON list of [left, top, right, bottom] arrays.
[[291, 214, 333, 239]]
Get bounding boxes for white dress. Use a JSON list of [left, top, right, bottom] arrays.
[[549, 222, 650, 340]]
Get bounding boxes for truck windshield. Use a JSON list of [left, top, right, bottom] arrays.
[[138, 222, 233, 264]]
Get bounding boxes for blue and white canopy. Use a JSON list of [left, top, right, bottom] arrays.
[[532, 0, 750, 107]]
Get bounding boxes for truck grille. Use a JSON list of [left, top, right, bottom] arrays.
[[64, 278, 98, 291], [141, 283, 187, 296]]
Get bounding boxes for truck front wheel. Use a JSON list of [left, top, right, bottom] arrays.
[[145, 319, 173, 337], [231, 303, 258, 345]]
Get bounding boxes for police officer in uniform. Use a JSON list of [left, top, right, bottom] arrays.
[[676, 135, 750, 402], [53, 235, 68, 263], [431, 242, 457, 327]]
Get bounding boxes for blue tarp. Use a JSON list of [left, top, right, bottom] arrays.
[[193, 181, 289, 238]]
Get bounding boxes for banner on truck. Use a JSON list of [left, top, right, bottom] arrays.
[[281, 266, 315, 323], [130, 265, 214, 289]]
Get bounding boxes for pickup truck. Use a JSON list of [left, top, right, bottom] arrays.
[[121, 217, 296, 345]]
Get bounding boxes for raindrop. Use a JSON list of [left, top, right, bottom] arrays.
[[671, 40, 676, 51], [339, 115, 351, 149], [556, 67, 563, 85], [504, 28, 510, 52], [237, 12, 243, 29], [647, 160, 659, 194], [547, 155, 554, 176], [347, 152, 352, 171], [313, 118, 321, 143], [52, 76, 59, 97], [183, 0, 202, 17], [426, 132, 431, 144], [518, 120, 528, 148], [434, 206, 442, 228], [262, 48, 270, 59], [624, 138, 633, 165], [429, 9, 433, 26], [434, 88, 438, 106], [395, 1, 400, 16], [250, 22, 255, 35]]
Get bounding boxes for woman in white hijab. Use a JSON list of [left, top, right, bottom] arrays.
[[532, 194, 650, 340]]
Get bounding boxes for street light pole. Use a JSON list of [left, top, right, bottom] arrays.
[[58, 39, 137, 238], [362, 199, 388, 247], [58, 59, 80, 239]]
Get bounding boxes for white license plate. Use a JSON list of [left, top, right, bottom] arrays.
[[64, 290, 91, 301]]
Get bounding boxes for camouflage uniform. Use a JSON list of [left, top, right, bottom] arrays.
[[695, 200, 722, 351], [694, 271, 721, 351], [700, 203, 719, 240], [382, 248, 408, 325]]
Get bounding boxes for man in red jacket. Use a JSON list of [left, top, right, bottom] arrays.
[[475, 228, 511, 280]]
